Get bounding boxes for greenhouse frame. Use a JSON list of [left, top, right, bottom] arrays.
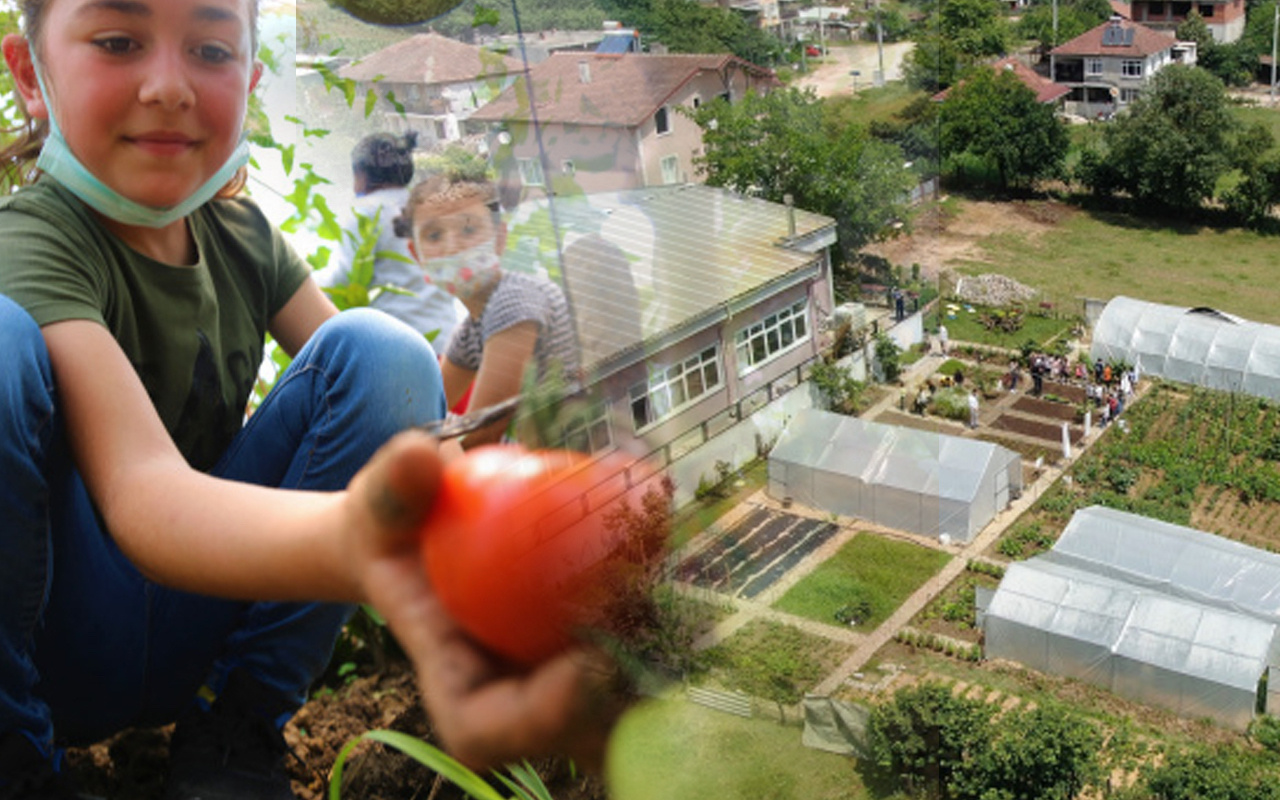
[[766, 409, 1022, 542], [982, 506, 1280, 730], [1091, 296, 1280, 400]]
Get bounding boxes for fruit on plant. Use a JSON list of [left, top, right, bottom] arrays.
[[420, 445, 669, 666], [325, 0, 466, 25]]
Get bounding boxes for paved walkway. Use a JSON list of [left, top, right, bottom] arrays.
[[677, 341, 1142, 700]]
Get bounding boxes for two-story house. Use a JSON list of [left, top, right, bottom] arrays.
[[1128, 0, 1245, 43], [337, 33, 524, 147], [467, 53, 778, 200], [1050, 16, 1196, 119]]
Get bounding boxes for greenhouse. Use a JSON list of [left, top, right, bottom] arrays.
[[1091, 296, 1280, 400], [982, 506, 1280, 730], [766, 409, 1022, 542]]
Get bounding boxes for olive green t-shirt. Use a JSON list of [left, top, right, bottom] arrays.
[[0, 177, 310, 472]]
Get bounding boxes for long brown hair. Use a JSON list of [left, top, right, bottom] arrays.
[[0, 0, 260, 194]]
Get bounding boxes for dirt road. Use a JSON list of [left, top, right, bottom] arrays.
[[791, 40, 915, 98]]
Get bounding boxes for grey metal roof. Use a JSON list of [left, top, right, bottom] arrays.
[[514, 184, 836, 375]]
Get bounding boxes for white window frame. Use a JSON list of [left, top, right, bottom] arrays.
[[734, 300, 810, 374], [660, 154, 680, 185], [1119, 87, 1141, 103], [654, 105, 672, 136], [1085, 58, 1104, 77], [1121, 59, 1143, 78], [629, 346, 722, 432], [517, 157, 545, 187], [560, 404, 613, 454]]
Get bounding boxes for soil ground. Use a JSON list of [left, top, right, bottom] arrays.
[[862, 199, 1080, 281], [67, 663, 608, 800]]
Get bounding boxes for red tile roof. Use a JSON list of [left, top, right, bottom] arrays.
[[338, 33, 524, 85], [1050, 18, 1175, 57], [933, 57, 1070, 103], [469, 52, 778, 127]]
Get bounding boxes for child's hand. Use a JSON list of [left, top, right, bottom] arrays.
[[342, 431, 625, 771]]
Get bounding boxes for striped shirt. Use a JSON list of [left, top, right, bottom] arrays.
[[445, 271, 579, 383]]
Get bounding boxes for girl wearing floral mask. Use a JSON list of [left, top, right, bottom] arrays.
[[396, 172, 579, 451], [0, 0, 617, 795]]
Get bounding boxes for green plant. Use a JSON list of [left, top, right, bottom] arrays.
[[329, 730, 553, 800], [874, 334, 903, 383]]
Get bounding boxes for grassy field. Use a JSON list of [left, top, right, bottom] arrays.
[[949, 201, 1280, 325], [607, 697, 863, 800], [772, 533, 952, 630]]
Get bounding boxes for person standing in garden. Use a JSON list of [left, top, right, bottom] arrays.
[[0, 1, 621, 796], [938, 322, 949, 355], [968, 389, 980, 429]]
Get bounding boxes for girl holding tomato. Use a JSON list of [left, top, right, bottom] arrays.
[[395, 172, 580, 452], [0, 0, 620, 794]]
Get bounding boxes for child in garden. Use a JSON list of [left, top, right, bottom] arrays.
[[0, 0, 619, 796], [316, 131, 460, 356], [395, 170, 580, 451]]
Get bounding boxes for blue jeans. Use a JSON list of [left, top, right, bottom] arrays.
[[0, 296, 445, 756]]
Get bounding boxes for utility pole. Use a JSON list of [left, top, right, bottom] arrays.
[[1271, 1, 1277, 105], [876, 0, 885, 83], [1052, 0, 1059, 47]]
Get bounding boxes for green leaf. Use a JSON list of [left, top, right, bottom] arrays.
[[364, 89, 378, 118], [329, 730, 507, 800], [473, 4, 501, 27]]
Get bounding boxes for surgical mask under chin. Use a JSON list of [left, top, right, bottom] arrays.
[[30, 53, 249, 229], [422, 242, 501, 298]]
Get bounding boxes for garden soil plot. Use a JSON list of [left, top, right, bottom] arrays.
[[1011, 394, 1078, 422], [988, 412, 1083, 446], [67, 663, 606, 800], [676, 507, 841, 599]]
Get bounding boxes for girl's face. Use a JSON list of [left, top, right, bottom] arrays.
[[407, 196, 502, 262], [26, 0, 260, 210]]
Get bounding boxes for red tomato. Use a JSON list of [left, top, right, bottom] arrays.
[[421, 445, 664, 666]]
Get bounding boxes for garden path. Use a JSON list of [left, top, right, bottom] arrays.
[[678, 340, 1150, 701]]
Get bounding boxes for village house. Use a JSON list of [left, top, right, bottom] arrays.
[[516, 184, 836, 502], [1050, 16, 1196, 119], [467, 52, 778, 199], [933, 56, 1071, 105], [1127, 0, 1246, 43], [337, 32, 524, 147]]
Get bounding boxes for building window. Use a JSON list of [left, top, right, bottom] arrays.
[[655, 106, 671, 135], [517, 157, 544, 187], [660, 154, 680, 184], [1199, 3, 1213, 16], [1150, 1, 1165, 14], [691, 95, 702, 109], [1122, 59, 1143, 78], [734, 300, 810, 373], [1085, 58, 1104, 76], [1120, 87, 1141, 103], [629, 347, 722, 431], [560, 404, 613, 454]]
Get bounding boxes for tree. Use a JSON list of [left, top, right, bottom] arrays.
[[960, 703, 1104, 800], [594, 0, 778, 64], [1144, 746, 1280, 800], [691, 88, 916, 260], [1075, 65, 1238, 214], [864, 683, 993, 798], [1017, 0, 1112, 52], [940, 65, 1069, 191], [904, 0, 1012, 91]]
